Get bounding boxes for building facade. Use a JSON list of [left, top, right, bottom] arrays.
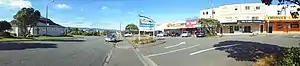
[[200, 3, 267, 34], [10, 18, 66, 36], [265, 5, 300, 33]]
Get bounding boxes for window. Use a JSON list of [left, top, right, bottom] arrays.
[[277, 10, 281, 15], [245, 6, 250, 10], [212, 11, 215, 14], [277, 24, 283, 29], [252, 16, 259, 20], [235, 8, 238, 10], [203, 12, 205, 15], [206, 12, 208, 14], [291, 24, 299, 28], [256, 6, 260, 10], [234, 26, 239, 31]]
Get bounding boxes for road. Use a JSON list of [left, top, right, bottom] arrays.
[[138, 35, 300, 66], [0, 36, 114, 66]]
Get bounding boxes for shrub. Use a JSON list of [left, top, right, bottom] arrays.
[[278, 47, 300, 66], [254, 55, 276, 66], [1, 32, 14, 38], [132, 37, 139, 44]]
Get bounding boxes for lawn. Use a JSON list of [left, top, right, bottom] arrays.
[[0, 36, 74, 42]]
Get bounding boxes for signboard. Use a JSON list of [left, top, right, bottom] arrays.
[[265, 16, 300, 20], [139, 17, 154, 27], [237, 20, 264, 23]]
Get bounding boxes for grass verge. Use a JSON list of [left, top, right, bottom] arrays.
[[0, 36, 74, 42]]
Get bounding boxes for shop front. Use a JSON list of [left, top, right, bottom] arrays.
[[221, 20, 264, 33], [265, 16, 300, 33]]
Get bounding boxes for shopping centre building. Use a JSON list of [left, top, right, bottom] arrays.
[[155, 3, 300, 34], [199, 3, 300, 34]]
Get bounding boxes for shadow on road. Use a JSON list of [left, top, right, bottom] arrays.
[[108, 40, 123, 43], [213, 40, 286, 62], [0, 43, 57, 50]]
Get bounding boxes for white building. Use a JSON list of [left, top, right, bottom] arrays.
[[200, 3, 267, 33], [10, 18, 66, 36]]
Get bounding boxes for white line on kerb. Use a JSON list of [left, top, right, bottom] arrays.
[[147, 44, 201, 57], [189, 44, 239, 55], [164, 42, 186, 49]]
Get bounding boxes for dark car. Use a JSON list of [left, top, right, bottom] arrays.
[[171, 32, 180, 37], [195, 32, 205, 37]]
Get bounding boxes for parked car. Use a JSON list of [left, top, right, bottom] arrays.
[[105, 34, 117, 42], [195, 31, 205, 37], [181, 31, 191, 37], [124, 33, 133, 37], [171, 32, 180, 37], [156, 33, 164, 37]]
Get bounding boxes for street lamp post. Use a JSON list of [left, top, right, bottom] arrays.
[[45, 0, 54, 35]]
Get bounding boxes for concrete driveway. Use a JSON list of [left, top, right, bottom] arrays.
[[138, 35, 300, 66], [0, 36, 114, 66]]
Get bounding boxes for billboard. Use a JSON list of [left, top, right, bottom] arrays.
[[139, 15, 154, 27]]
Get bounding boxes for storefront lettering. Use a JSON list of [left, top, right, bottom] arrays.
[[266, 16, 300, 20]]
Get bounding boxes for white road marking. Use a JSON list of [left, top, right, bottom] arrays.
[[189, 44, 239, 55], [164, 42, 186, 49], [147, 44, 201, 57]]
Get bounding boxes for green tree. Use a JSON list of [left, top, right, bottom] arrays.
[[198, 18, 222, 36], [261, 0, 300, 18], [11, 7, 41, 37], [125, 24, 139, 32], [0, 20, 12, 32]]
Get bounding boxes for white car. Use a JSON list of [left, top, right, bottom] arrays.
[[181, 31, 191, 37], [124, 33, 133, 37], [105, 35, 117, 42], [156, 33, 164, 37]]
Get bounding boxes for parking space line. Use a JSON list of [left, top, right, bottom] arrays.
[[147, 44, 201, 57], [164, 42, 186, 49], [189, 44, 239, 55]]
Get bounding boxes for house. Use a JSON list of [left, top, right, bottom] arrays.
[[10, 18, 66, 36]]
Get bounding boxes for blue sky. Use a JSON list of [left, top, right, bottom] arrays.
[[0, 0, 261, 30]]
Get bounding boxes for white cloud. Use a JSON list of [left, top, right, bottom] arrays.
[[0, 0, 32, 8], [55, 4, 71, 9], [101, 6, 107, 10]]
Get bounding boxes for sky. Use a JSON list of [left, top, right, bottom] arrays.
[[0, 0, 262, 30]]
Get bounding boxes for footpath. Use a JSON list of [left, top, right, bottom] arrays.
[[105, 37, 144, 66]]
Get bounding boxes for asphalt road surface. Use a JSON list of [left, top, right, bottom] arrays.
[[138, 35, 300, 66], [0, 36, 113, 66]]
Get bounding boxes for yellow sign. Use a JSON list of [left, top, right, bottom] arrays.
[[265, 16, 300, 20]]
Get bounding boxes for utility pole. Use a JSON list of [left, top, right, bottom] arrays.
[[46, 0, 55, 35]]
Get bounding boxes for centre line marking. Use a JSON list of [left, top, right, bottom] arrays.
[[147, 44, 201, 57], [164, 42, 186, 49], [189, 44, 239, 55]]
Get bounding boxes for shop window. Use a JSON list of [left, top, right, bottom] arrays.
[[245, 6, 250, 10], [234, 26, 239, 31], [277, 24, 283, 29], [252, 17, 259, 20], [290, 24, 299, 28], [256, 6, 260, 10]]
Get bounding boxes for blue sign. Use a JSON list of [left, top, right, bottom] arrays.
[[140, 24, 154, 27]]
